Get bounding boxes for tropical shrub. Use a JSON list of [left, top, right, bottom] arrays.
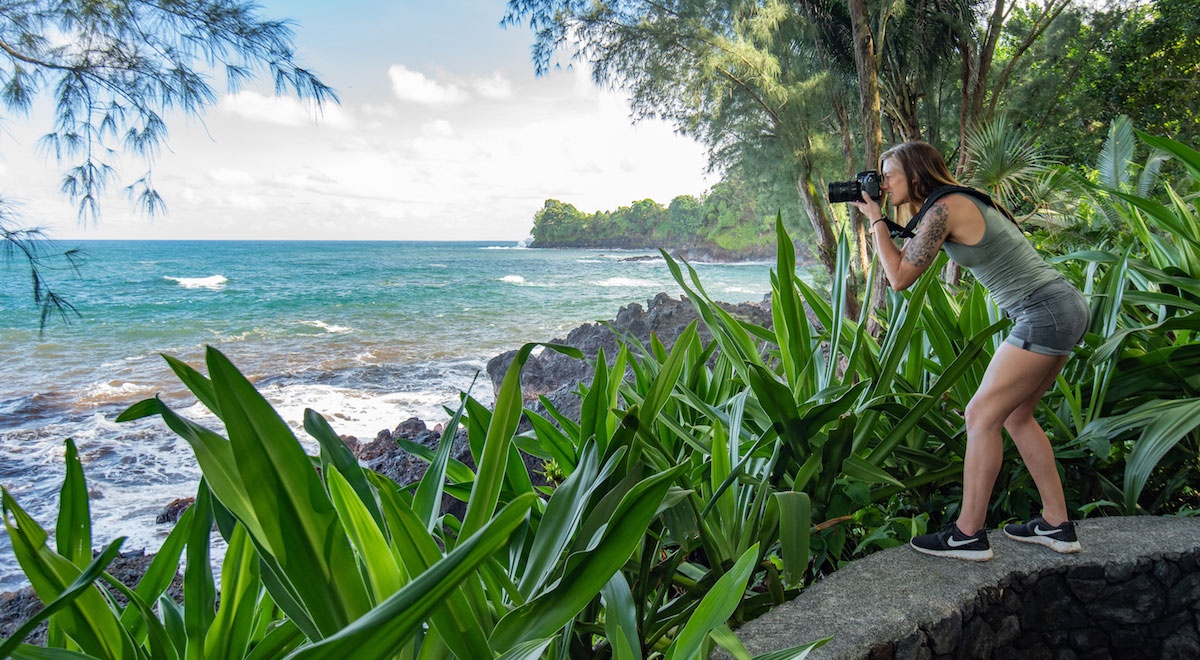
[[1045, 128, 1200, 516], [1, 342, 827, 658]]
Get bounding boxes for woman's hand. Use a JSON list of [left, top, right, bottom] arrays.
[[851, 190, 886, 224]]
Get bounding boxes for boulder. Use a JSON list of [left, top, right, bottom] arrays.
[[486, 292, 773, 413]]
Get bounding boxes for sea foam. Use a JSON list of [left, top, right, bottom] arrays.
[[164, 275, 227, 290], [300, 320, 353, 334]]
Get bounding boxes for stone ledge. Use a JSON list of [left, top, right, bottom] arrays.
[[722, 516, 1200, 659]]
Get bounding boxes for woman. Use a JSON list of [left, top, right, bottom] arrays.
[[852, 141, 1089, 561]]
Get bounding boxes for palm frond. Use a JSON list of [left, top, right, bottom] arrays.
[[962, 116, 1057, 209]]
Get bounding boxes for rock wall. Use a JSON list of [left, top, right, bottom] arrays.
[[878, 551, 1200, 659], [724, 516, 1200, 660]]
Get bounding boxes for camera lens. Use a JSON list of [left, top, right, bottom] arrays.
[[827, 180, 862, 204]]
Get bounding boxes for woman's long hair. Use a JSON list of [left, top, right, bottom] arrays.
[[881, 141, 1018, 224], [881, 142, 960, 212]]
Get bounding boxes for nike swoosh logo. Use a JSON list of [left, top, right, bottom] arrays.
[[1034, 526, 1060, 536], [947, 537, 977, 547]]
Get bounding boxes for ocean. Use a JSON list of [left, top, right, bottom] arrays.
[[0, 240, 777, 592]]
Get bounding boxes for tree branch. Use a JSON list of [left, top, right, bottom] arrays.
[[986, 0, 1073, 119]]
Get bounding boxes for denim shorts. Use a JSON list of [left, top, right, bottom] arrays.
[[1003, 278, 1090, 356]]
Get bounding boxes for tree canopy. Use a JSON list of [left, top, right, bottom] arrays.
[[505, 0, 1188, 309], [1, 0, 337, 325], [528, 165, 796, 257]]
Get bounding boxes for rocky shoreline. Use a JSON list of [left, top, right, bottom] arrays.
[[0, 292, 772, 643]]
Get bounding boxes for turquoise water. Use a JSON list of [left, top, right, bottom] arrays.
[[0, 240, 776, 591]]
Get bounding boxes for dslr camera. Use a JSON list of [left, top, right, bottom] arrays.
[[828, 170, 882, 203]]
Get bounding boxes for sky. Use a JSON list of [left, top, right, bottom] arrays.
[[0, 0, 713, 242]]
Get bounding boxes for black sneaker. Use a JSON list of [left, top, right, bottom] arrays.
[[909, 523, 993, 561], [1003, 516, 1081, 554]]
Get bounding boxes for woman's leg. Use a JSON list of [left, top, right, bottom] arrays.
[[1003, 354, 1070, 525], [955, 342, 1069, 535]]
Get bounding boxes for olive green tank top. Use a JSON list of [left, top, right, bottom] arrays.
[[940, 195, 1061, 310]]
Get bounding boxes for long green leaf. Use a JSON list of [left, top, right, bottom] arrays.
[[1136, 129, 1200, 181], [525, 410, 580, 474], [184, 481, 218, 660], [663, 250, 763, 372], [494, 638, 555, 660], [243, 620, 305, 660], [519, 440, 621, 598], [163, 353, 220, 415], [750, 638, 831, 660], [154, 401, 264, 541], [490, 465, 686, 649], [600, 573, 643, 660], [377, 475, 494, 659], [638, 323, 698, 432], [771, 215, 813, 395], [773, 492, 810, 589], [119, 502, 194, 641], [0, 537, 123, 659], [55, 440, 90, 570], [11, 645, 117, 659], [101, 572, 180, 660], [709, 625, 752, 660], [412, 386, 473, 531], [326, 468, 405, 602], [2, 489, 136, 659], [461, 343, 558, 540], [206, 345, 371, 634], [841, 455, 905, 488], [305, 408, 385, 529], [204, 523, 262, 660], [1122, 398, 1200, 512], [392, 438, 476, 485], [286, 493, 536, 660], [580, 347, 611, 452], [747, 364, 807, 455], [664, 543, 760, 660]]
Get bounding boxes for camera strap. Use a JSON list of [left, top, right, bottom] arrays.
[[887, 186, 1016, 239]]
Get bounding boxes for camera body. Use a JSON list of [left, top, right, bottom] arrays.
[[828, 170, 882, 204]]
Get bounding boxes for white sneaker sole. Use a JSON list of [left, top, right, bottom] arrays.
[[1004, 529, 1082, 554], [909, 541, 994, 562]]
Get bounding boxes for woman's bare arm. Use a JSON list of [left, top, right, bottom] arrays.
[[872, 200, 951, 290]]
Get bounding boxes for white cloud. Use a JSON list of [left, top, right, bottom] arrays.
[[208, 169, 256, 186], [387, 66, 514, 105], [271, 171, 339, 189], [389, 65, 469, 105], [472, 72, 514, 100], [214, 192, 268, 211], [220, 91, 354, 129], [361, 102, 399, 119], [423, 120, 455, 137]]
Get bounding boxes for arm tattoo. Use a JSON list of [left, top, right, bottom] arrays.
[[902, 201, 949, 271]]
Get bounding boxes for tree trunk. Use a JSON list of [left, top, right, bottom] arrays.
[[796, 170, 862, 320], [834, 88, 872, 287], [797, 172, 837, 279], [957, 0, 1007, 176], [849, 0, 888, 325], [850, 0, 883, 170]]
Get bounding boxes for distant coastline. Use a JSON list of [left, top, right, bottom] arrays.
[[528, 239, 786, 264]]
